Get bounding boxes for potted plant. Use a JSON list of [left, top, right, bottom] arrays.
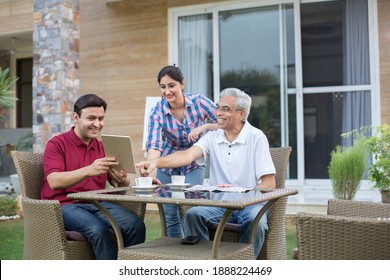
[[343, 124, 390, 203], [0, 68, 19, 175], [0, 67, 19, 119], [328, 137, 367, 200], [366, 124, 390, 203]]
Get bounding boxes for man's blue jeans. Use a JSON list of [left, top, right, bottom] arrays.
[[157, 165, 205, 238], [183, 203, 268, 258], [61, 201, 146, 259]]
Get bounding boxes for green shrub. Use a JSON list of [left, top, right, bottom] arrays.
[[342, 124, 390, 194], [0, 68, 19, 120], [328, 139, 367, 200], [366, 124, 390, 192], [0, 196, 17, 216]]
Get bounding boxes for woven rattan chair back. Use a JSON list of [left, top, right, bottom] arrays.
[[270, 147, 292, 190], [297, 199, 390, 259], [11, 150, 96, 259], [257, 146, 292, 259], [11, 151, 43, 199], [11, 150, 147, 259]]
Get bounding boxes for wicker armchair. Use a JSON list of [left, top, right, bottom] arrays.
[[296, 199, 390, 260], [11, 150, 146, 260], [181, 146, 292, 260]]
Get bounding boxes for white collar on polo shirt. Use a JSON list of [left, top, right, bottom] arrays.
[[216, 121, 250, 145]]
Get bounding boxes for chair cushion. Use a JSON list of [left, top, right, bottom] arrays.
[[65, 231, 87, 241], [65, 229, 116, 242], [208, 222, 240, 232]]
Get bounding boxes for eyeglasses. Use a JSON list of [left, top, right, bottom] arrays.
[[216, 106, 242, 113]]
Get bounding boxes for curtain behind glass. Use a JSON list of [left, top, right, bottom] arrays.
[[178, 14, 212, 97], [342, 0, 371, 146]]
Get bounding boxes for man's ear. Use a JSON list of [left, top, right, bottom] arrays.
[[72, 112, 79, 123], [238, 110, 246, 122]]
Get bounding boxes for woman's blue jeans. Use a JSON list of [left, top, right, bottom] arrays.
[[61, 201, 146, 260], [157, 165, 205, 238]]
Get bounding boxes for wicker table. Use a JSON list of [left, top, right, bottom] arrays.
[[68, 186, 298, 260]]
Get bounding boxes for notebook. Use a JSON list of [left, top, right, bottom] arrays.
[[101, 134, 137, 174]]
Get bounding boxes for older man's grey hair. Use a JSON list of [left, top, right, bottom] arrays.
[[220, 88, 251, 122]]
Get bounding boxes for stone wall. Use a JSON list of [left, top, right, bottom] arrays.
[[32, 0, 80, 152]]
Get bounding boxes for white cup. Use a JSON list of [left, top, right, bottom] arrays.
[[135, 177, 153, 187], [171, 175, 185, 185]]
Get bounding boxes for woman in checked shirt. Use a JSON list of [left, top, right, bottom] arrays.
[[146, 65, 218, 238]]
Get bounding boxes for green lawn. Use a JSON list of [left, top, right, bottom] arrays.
[[0, 211, 297, 260], [0, 219, 24, 260]]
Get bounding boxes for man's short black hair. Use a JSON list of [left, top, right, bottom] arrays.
[[73, 94, 107, 117]]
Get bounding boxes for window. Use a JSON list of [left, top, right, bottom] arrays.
[[16, 58, 33, 128], [170, 0, 377, 182]]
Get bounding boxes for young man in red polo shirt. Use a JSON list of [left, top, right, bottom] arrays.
[[40, 94, 145, 259]]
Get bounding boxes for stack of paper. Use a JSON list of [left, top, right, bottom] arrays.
[[185, 185, 253, 193]]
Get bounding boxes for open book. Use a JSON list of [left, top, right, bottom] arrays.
[[185, 185, 254, 193]]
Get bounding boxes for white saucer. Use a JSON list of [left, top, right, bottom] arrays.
[[166, 183, 191, 189], [131, 185, 157, 191]]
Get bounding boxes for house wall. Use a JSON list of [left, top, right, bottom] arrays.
[[0, 0, 33, 128], [78, 0, 224, 165], [0, 0, 32, 33], [378, 0, 390, 125]]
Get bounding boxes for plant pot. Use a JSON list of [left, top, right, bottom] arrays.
[[9, 174, 20, 195], [380, 190, 390, 204]]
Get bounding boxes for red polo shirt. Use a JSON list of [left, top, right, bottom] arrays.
[[40, 127, 107, 205]]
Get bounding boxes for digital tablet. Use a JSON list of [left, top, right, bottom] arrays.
[[101, 134, 137, 174]]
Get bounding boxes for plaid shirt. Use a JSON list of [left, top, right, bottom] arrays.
[[146, 93, 217, 175]]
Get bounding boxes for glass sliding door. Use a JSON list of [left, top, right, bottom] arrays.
[[301, 0, 372, 179], [303, 90, 371, 179], [169, 0, 376, 184], [178, 13, 213, 99], [218, 5, 294, 150], [171, 1, 299, 180]]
